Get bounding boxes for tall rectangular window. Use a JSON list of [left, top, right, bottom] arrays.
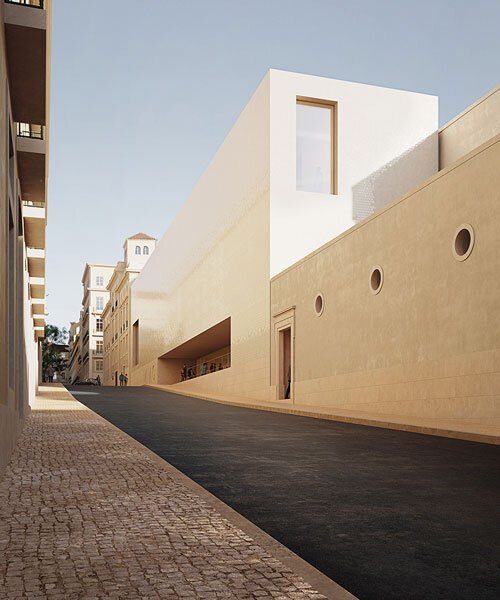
[[96, 276, 104, 286], [96, 317, 103, 332], [296, 97, 336, 194], [96, 296, 104, 310], [96, 340, 103, 353]]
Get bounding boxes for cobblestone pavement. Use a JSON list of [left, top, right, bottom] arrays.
[[0, 386, 337, 600]]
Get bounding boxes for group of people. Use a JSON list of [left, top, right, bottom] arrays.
[[118, 372, 128, 386], [180, 361, 224, 381]]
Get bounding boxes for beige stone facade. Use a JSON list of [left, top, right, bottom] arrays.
[[271, 133, 500, 425], [0, 0, 51, 474], [103, 234, 156, 386], [130, 72, 500, 436]]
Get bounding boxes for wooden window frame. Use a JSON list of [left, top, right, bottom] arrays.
[[296, 96, 338, 195]]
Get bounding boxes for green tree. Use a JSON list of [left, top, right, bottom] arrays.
[[42, 324, 68, 382]]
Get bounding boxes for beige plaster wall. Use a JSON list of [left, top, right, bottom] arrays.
[[270, 134, 500, 424], [0, 1, 43, 475], [0, 2, 24, 476], [131, 74, 272, 400], [439, 84, 500, 169], [0, 2, 9, 414]]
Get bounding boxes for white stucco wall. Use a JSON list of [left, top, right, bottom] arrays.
[[269, 70, 439, 276], [125, 238, 157, 270]]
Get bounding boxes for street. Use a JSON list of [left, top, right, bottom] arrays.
[[69, 385, 500, 600]]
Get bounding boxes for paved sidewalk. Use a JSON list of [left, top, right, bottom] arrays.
[[0, 384, 352, 600]]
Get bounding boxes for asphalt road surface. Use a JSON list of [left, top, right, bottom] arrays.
[[67, 385, 500, 600]]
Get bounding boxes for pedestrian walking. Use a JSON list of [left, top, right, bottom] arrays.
[[47, 366, 54, 383], [96, 375, 101, 386], [119, 372, 124, 386], [285, 363, 291, 399], [201, 362, 207, 376], [124, 374, 128, 386]]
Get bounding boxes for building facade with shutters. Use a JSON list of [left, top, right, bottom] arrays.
[[77, 263, 114, 383]]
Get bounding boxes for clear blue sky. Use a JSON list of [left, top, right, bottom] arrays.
[[46, 0, 500, 330]]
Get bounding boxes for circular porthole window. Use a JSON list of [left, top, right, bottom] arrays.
[[314, 294, 324, 316], [453, 224, 474, 261], [370, 266, 383, 295]]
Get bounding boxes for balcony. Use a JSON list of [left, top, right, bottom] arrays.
[[31, 297, 45, 317], [4, 0, 48, 125], [5, 1, 44, 7], [26, 246, 44, 277], [16, 122, 46, 205], [33, 315, 45, 329], [17, 122, 44, 139], [34, 325, 44, 340], [22, 200, 45, 248], [29, 275, 45, 299]]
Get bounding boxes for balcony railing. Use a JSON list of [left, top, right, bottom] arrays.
[[5, 0, 44, 9], [16, 122, 44, 140]]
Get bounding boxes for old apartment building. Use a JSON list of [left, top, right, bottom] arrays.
[[0, 0, 51, 473], [130, 70, 500, 440], [68, 264, 114, 383], [102, 233, 156, 385]]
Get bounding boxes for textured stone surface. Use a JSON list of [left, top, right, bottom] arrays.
[[0, 386, 327, 599]]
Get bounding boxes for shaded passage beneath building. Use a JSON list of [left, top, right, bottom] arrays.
[[68, 385, 500, 600]]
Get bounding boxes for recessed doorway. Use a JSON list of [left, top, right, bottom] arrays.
[[278, 327, 292, 400], [274, 307, 295, 402]]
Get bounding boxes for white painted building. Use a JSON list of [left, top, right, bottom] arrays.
[[269, 70, 438, 276]]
